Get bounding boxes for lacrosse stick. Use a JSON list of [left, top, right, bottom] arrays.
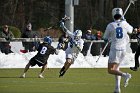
[[62, 15, 71, 21], [96, 0, 137, 63], [123, 0, 137, 16], [44, 15, 70, 31], [60, 15, 82, 52], [96, 42, 109, 62]]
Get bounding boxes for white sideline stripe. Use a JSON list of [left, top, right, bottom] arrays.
[[11, 80, 87, 85], [9, 80, 140, 87]]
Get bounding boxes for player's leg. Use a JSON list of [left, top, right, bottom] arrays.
[[59, 62, 69, 74], [108, 63, 126, 76], [64, 58, 72, 71], [114, 75, 121, 93], [59, 58, 72, 77], [38, 63, 47, 78], [108, 63, 131, 88], [20, 62, 31, 78], [108, 50, 127, 75], [20, 58, 36, 78], [114, 68, 121, 93], [130, 47, 140, 71], [108, 50, 131, 88], [108, 60, 124, 75]]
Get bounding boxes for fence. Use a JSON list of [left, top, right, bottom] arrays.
[[0, 38, 138, 42]]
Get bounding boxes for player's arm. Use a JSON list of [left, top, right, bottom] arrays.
[[49, 46, 59, 55], [103, 25, 110, 43], [124, 21, 133, 34], [37, 44, 42, 51], [60, 21, 73, 38]]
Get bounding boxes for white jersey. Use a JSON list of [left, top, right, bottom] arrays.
[[103, 20, 133, 50], [64, 28, 84, 60]]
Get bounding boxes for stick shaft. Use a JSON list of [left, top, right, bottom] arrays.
[[123, 2, 132, 16], [96, 42, 109, 62]]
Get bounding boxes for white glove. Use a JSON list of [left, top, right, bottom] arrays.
[[60, 21, 65, 28]]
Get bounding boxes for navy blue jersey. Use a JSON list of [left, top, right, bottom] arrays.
[[33, 42, 56, 64], [136, 32, 140, 46]]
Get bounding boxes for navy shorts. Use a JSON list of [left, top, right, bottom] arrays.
[[29, 57, 47, 67]]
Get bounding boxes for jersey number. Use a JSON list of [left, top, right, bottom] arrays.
[[40, 47, 47, 54], [116, 27, 123, 39]]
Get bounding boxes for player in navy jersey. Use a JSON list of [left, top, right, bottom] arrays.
[[130, 25, 140, 71], [20, 36, 58, 78]]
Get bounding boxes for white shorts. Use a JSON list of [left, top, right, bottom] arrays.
[[65, 46, 79, 62], [66, 53, 78, 62], [108, 49, 126, 64]]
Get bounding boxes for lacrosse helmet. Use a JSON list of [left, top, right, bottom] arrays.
[[43, 36, 52, 45], [73, 30, 82, 40], [112, 8, 123, 20]]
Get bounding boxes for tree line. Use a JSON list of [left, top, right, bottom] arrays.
[[0, 0, 140, 37]]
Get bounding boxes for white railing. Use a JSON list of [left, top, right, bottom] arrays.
[[0, 38, 138, 42]]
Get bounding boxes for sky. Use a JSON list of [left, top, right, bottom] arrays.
[[0, 42, 136, 68]]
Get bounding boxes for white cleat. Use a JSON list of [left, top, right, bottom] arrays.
[[20, 74, 25, 78], [124, 73, 132, 87], [38, 74, 44, 78]]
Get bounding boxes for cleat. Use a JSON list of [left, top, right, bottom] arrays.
[[59, 73, 64, 78], [130, 67, 139, 71], [114, 92, 120, 93], [124, 73, 131, 87], [59, 74, 63, 78], [38, 74, 44, 78], [20, 74, 25, 78], [59, 71, 66, 78], [114, 88, 121, 93]]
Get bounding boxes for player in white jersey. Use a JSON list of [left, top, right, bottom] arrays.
[[103, 8, 133, 93], [59, 21, 84, 77]]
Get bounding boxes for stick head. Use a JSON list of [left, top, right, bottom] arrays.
[[130, 0, 137, 4], [62, 15, 70, 21]]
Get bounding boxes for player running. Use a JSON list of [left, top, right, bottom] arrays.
[[20, 36, 58, 78], [103, 8, 133, 93], [59, 20, 84, 77]]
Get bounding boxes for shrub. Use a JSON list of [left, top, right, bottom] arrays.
[[0, 26, 21, 38]]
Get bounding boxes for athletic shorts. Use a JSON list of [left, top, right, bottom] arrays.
[[108, 49, 126, 64], [29, 57, 47, 67], [65, 47, 79, 62]]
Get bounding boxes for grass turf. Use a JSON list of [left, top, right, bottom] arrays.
[[0, 68, 139, 93]]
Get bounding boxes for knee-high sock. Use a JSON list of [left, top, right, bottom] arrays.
[[115, 68, 121, 89], [115, 75, 121, 89]]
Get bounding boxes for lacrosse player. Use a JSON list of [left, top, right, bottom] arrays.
[[20, 36, 58, 78], [103, 8, 133, 93], [130, 25, 140, 71], [59, 20, 84, 77]]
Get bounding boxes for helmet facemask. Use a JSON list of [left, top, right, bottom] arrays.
[[74, 36, 81, 41], [74, 30, 82, 41]]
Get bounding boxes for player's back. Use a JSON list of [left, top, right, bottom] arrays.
[[35, 43, 55, 61], [105, 20, 133, 50]]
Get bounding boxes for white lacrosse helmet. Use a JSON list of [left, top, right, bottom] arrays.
[[74, 30, 82, 37], [112, 8, 123, 20], [74, 30, 82, 40]]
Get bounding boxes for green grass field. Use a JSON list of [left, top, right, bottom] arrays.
[[0, 68, 139, 93]]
